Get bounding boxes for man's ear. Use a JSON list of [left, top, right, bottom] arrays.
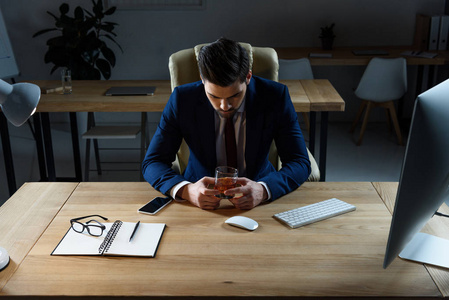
[[246, 71, 252, 85]]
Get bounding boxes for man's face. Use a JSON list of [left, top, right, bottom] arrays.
[[202, 72, 252, 119]]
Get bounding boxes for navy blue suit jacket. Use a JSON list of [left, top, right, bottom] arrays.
[[142, 76, 311, 200]]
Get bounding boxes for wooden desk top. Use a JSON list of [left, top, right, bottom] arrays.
[[0, 182, 442, 298], [28, 79, 344, 113], [275, 46, 448, 66], [373, 182, 449, 297]]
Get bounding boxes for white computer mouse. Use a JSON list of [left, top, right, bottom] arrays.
[[225, 216, 259, 231], [0, 247, 10, 272]]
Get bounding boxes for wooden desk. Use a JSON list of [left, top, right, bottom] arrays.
[[0, 182, 446, 298], [373, 182, 449, 296], [275, 46, 448, 98], [2, 79, 343, 191], [275, 46, 448, 66], [31, 79, 326, 113]]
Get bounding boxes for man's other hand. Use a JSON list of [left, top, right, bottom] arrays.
[[178, 176, 221, 210], [226, 177, 268, 210]]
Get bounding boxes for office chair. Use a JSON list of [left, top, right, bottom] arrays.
[[278, 58, 314, 132], [350, 57, 407, 146], [168, 42, 320, 181], [82, 112, 145, 181]]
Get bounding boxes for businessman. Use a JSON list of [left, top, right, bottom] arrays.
[[142, 38, 311, 210]]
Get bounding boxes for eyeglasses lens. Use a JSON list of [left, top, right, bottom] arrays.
[[72, 222, 85, 233], [88, 225, 104, 236]]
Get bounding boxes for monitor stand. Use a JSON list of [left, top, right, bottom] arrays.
[[399, 232, 449, 269]]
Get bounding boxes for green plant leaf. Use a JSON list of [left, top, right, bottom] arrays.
[[46, 11, 60, 22], [44, 47, 69, 66], [35, 0, 121, 80], [104, 21, 119, 26], [100, 23, 115, 33], [59, 3, 69, 15], [74, 6, 85, 21], [101, 46, 116, 66], [104, 6, 116, 15], [103, 34, 123, 53], [96, 58, 111, 79], [83, 8, 94, 18], [32, 28, 59, 38], [46, 36, 66, 47], [50, 65, 59, 75], [92, 0, 104, 19]]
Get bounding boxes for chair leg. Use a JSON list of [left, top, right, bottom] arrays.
[[93, 139, 102, 175], [385, 109, 392, 132], [84, 139, 91, 181], [350, 100, 367, 133], [301, 112, 310, 132], [140, 112, 146, 181], [357, 101, 373, 146], [386, 101, 403, 146]]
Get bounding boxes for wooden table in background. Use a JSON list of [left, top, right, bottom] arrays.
[[0, 181, 447, 299], [275, 46, 448, 66], [275, 46, 449, 95], [6, 79, 343, 189]]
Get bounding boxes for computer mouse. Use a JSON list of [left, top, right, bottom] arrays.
[[0, 247, 10, 272], [225, 216, 259, 231]]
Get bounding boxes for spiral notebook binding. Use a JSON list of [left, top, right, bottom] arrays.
[[98, 220, 123, 254]]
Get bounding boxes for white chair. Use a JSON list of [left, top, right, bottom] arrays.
[[169, 43, 320, 181], [279, 58, 314, 80], [278, 58, 314, 131], [349, 57, 407, 146]]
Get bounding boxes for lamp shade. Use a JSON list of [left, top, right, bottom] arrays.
[[0, 79, 40, 127]]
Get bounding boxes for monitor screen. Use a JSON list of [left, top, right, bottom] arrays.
[[383, 78, 449, 269]]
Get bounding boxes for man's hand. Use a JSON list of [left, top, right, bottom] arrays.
[[226, 177, 268, 210], [178, 177, 221, 210]]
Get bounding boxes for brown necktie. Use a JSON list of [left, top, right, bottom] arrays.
[[225, 117, 238, 169]]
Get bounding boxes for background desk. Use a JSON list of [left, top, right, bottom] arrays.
[[0, 181, 448, 298], [275, 46, 448, 96], [3, 79, 343, 192], [275, 46, 448, 66]]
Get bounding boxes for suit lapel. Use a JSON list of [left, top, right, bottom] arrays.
[[245, 80, 265, 178], [193, 89, 217, 175]]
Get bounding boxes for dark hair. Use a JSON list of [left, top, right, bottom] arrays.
[[197, 38, 250, 87]]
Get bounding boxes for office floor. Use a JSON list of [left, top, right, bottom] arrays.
[[0, 120, 407, 207]]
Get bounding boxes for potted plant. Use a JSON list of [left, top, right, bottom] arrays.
[[319, 23, 336, 50], [33, 0, 122, 80]]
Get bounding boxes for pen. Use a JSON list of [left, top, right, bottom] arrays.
[[129, 221, 140, 242]]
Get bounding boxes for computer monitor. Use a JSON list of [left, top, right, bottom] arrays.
[[383, 78, 449, 269]]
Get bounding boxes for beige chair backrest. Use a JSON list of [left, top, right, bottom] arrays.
[[168, 42, 319, 181], [169, 42, 278, 90]]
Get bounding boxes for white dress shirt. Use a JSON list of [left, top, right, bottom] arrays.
[[170, 99, 271, 201]]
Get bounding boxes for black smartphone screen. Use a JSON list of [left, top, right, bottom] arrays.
[[138, 196, 172, 214]]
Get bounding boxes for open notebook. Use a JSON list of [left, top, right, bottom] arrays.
[[52, 221, 165, 257]]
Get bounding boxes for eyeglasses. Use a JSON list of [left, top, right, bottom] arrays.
[[70, 215, 108, 237]]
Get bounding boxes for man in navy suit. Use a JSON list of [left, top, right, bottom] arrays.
[[142, 38, 310, 210]]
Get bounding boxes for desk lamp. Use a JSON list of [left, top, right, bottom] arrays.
[[0, 79, 40, 271], [0, 79, 40, 126]]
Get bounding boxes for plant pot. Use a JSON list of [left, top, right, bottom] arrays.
[[321, 37, 334, 50]]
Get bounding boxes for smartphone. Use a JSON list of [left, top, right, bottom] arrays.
[[138, 196, 172, 215]]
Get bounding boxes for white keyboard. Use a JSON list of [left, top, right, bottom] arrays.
[[273, 198, 356, 229]]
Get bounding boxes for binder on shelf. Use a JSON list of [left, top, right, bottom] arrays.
[[51, 220, 166, 257], [413, 14, 431, 51], [438, 15, 449, 50], [428, 15, 440, 50]]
